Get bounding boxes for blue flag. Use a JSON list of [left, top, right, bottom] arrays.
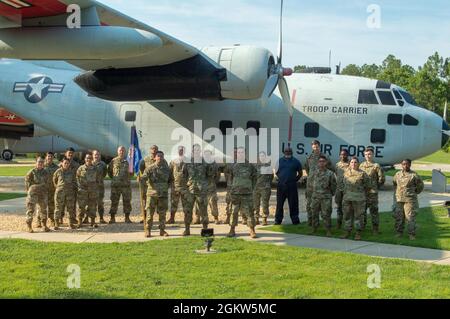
[[128, 126, 143, 175]]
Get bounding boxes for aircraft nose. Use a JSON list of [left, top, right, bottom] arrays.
[[443, 120, 449, 147]]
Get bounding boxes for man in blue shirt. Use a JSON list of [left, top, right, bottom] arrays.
[[275, 148, 303, 225]]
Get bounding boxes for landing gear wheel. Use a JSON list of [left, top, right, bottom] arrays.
[[1, 149, 13, 161]]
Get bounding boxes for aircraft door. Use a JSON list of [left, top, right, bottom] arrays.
[[118, 104, 143, 147]]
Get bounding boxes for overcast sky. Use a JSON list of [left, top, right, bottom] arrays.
[[102, 0, 450, 69]]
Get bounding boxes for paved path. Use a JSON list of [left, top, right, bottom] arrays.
[[1, 222, 449, 266]]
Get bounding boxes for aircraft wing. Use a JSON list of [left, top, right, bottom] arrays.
[[0, 0, 200, 69]]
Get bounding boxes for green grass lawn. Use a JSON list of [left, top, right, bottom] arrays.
[[0, 193, 26, 201], [386, 169, 450, 183], [0, 238, 448, 299], [0, 166, 34, 177], [418, 150, 450, 165], [264, 207, 450, 251]]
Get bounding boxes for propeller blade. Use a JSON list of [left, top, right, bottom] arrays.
[[261, 74, 280, 107], [279, 77, 293, 116], [277, 0, 284, 65], [443, 130, 450, 137]]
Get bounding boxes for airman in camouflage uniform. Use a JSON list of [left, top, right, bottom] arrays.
[[194, 149, 221, 225], [167, 146, 188, 224], [141, 151, 172, 238], [53, 157, 77, 229], [228, 147, 257, 239], [58, 148, 79, 224], [36, 152, 58, 228], [93, 150, 108, 224], [360, 148, 385, 234], [224, 148, 238, 225], [138, 145, 159, 223], [340, 157, 372, 241], [335, 150, 349, 229], [108, 146, 133, 224], [184, 144, 210, 235], [76, 153, 102, 228], [308, 156, 337, 236], [305, 140, 333, 226], [393, 159, 424, 240], [253, 152, 273, 226], [25, 157, 50, 233]]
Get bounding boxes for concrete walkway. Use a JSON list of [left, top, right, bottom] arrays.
[[1, 222, 449, 266]]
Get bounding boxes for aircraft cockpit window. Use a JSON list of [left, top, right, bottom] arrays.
[[125, 111, 137, 122], [393, 89, 405, 106], [358, 90, 379, 105], [246, 121, 261, 136], [377, 91, 397, 106], [388, 114, 402, 125], [404, 115, 419, 126], [399, 90, 418, 106], [305, 122, 320, 138], [219, 120, 233, 135], [371, 129, 386, 144]]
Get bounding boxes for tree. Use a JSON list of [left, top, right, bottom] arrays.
[[293, 65, 307, 73], [341, 64, 361, 76]]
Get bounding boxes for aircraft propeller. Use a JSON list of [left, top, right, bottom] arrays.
[[262, 0, 294, 116]]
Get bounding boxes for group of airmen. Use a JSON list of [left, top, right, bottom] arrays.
[[304, 140, 424, 241], [24, 140, 425, 241]]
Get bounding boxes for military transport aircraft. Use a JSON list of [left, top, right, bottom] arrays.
[[0, 0, 448, 165], [0, 108, 82, 160]]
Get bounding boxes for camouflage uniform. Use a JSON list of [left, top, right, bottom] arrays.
[[224, 163, 233, 221], [141, 162, 172, 231], [360, 161, 385, 229], [58, 159, 79, 219], [139, 155, 156, 207], [253, 163, 273, 220], [393, 170, 424, 236], [94, 160, 108, 219], [340, 169, 371, 232], [44, 162, 58, 222], [53, 167, 77, 225], [169, 158, 189, 218], [185, 160, 210, 226], [230, 162, 257, 227], [76, 164, 101, 222], [334, 160, 349, 227], [108, 157, 132, 217], [305, 153, 333, 225], [25, 168, 49, 224], [195, 161, 220, 221], [308, 169, 337, 230]]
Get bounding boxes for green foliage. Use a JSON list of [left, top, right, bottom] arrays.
[[0, 193, 26, 201], [265, 206, 450, 251], [0, 238, 449, 298]]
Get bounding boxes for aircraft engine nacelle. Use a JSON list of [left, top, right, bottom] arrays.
[[201, 46, 274, 100]]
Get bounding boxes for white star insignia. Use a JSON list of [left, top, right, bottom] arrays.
[[28, 77, 49, 100]]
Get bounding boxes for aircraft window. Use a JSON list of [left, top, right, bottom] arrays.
[[399, 90, 418, 106], [219, 120, 233, 135], [305, 122, 319, 138], [387, 114, 402, 125], [246, 121, 261, 136], [393, 89, 402, 100], [371, 129, 386, 144], [125, 111, 136, 122], [358, 90, 379, 105], [377, 91, 397, 106], [404, 114, 419, 126], [376, 81, 391, 89]]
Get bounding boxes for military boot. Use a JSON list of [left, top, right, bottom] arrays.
[[99, 214, 107, 224], [26, 220, 34, 233], [160, 230, 169, 237], [227, 226, 236, 238], [42, 220, 50, 232], [109, 215, 116, 224], [249, 227, 257, 239], [262, 217, 268, 226], [341, 231, 351, 239], [124, 214, 133, 224], [183, 224, 191, 237], [167, 212, 176, 224], [77, 219, 83, 229], [354, 232, 362, 241], [90, 218, 98, 229], [82, 216, 89, 224]]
